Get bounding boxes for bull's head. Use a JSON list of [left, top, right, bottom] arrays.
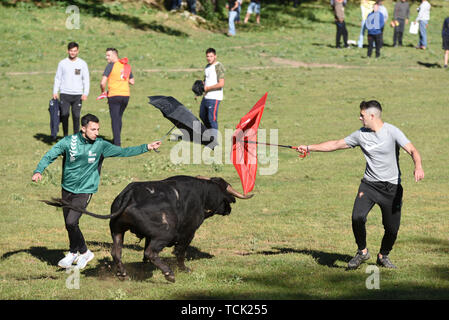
[[196, 176, 253, 218]]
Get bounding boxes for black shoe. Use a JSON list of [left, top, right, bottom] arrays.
[[377, 254, 397, 269], [347, 249, 371, 269]]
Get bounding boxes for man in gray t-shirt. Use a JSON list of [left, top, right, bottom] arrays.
[[296, 100, 424, 270]]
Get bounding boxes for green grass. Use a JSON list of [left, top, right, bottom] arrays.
[[0, 0, 448, 300]]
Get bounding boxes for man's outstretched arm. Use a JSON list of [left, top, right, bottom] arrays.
[[296, 139, 350, 155]]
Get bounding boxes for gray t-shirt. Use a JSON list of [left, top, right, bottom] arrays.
[[344, 122, 410, 184]]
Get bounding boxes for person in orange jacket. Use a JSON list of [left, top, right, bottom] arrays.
[[100, 48, 134, 146]]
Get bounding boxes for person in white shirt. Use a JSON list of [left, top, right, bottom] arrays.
[[53, 42, 90, 136], [416, 0, 431, 49], [199, 48, 225, 144]]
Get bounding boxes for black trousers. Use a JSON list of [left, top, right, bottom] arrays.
[[351, 179, 403, 256], [393, 18, 405, 46], [335, 21, 348, 48], [59, 94, 82, 136], [62, 189, 92, 254], [107, 96, 129, 146], [367, 33, 382, 57]]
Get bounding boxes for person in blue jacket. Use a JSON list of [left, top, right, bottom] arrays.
[[366, 2, 385, 58]]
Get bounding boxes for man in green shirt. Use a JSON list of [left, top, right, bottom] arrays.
[[32, 113, 161, 269]]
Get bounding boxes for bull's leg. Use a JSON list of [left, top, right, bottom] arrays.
[[142, 237, 150, 263], [111, 232, 127, 277], [173, 234, 195, 273], [144, 240, 175, 283]]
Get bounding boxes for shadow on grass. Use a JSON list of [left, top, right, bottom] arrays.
[[0, 243, 213, 281], [83, 242, 214, 281], [33, 133, 113, 146], [254, 247, 353, 269], [417, 61, 442, 69], [0, 0, 188, 37], [34, 133, 60, 145], [0, 246, 66, 266]]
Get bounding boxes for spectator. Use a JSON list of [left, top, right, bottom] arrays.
[[442, 16, 449, 68], [366, 3, 385, 58], [53, 42, 90, 137], [187, 0, 197, 14], [235, 0, 243, 24], [377, 0, 388, 46], [332, 0, 349, 49], [226, 0, 239, 36], [200, 48, 225, 144], [171, 0, 182, 11], [100, 48, 134, 146], [416, 0, 431, 50], [244, 0, 261, 24], [392, 0, 410, 47], [358, 0, 375, 48]]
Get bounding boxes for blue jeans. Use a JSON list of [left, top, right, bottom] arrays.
[[418, 20, 428, 47], [200, 98, 220, 140], [358, 20, 366, 48], [228, 10, 237, 35], [171, 0, 181, 10]]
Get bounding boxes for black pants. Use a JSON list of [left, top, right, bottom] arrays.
[[393, 18, 405, 46], [107, 96, 129, 146], [335, 21, 348, 48], [367, 34, 382, 58], [62, 189, 92, 254], [59, 94, 82, 136], [351, 179, 403, 256]]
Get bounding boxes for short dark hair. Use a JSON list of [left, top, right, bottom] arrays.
[[68, 42, 79, 50], [360, 100, 382, 112], [106, 47, 118, 55], [205, 48, 216, 55], [81, 114, 99, 127]]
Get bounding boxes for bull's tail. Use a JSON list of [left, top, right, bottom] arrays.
[[40, 197, 125, 220]]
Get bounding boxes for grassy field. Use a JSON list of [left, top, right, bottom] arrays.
[[0, 0, 448, 300]]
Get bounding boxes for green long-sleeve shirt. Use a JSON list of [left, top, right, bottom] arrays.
[[34, 132, 149, 194]]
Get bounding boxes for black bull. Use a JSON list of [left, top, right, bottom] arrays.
[[42, 175, 252, 282]]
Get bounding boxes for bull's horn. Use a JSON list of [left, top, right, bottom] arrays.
[[196, 175, 210, 180], [226, 185, 254, 199]]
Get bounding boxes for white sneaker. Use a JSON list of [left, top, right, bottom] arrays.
[[76, 250, 94, 269], [58, 252, 79, 269]]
